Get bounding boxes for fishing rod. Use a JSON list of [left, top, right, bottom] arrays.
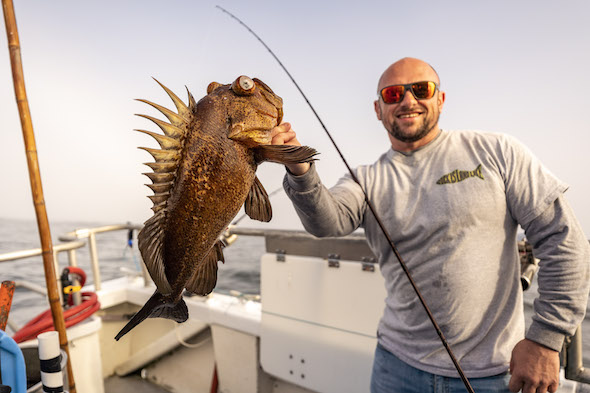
[[216, 6, 475, 392]]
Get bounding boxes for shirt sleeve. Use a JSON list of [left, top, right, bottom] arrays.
[[523, 195, 590, 351], [283, 162, 366, 237], [500, 135, 568, 226]]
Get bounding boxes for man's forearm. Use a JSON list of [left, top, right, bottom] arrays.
[[523, 195, 590, 350], [283, 163, 365, 237]]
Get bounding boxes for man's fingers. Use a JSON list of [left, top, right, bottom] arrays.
[[509, 374, 555, 393], [270, 122, 303, 146], [547, 381, 559, 393], [270, 122, 291, 138], [508, 374, 523, 393], [534, 382, 550, 393], [271, 130, 298, 145]]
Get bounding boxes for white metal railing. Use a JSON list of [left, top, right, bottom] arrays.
[[58, 223, 149, 291], [0, 223, 150, 292], [0, 240, 86, 293]]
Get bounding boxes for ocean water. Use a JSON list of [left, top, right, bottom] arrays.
[[0, 217, 265, 328], [1, 217, 588, 365]]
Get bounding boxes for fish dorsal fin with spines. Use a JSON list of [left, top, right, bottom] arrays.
[[244, 176, 272, 222], [185, 240, 224, 296], [136, 79, 195, 295]]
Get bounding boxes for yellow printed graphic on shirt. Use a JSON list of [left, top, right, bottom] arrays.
[[436, 164, 484, 185]]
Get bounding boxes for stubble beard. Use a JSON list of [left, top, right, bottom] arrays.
[[388, 110, 440, 143]]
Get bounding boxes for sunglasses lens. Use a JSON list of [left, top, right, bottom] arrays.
[[411, 81, 436, 99], [381, 85, 405, 104]]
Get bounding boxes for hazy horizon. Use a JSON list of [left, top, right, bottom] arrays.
[[2, 1, 589, 236]]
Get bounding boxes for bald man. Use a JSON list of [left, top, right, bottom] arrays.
[[271, 57, 590, 393]]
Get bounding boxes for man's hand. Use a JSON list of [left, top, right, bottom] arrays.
[[270, 122, 310, 175], [508, 338, 560, 393]]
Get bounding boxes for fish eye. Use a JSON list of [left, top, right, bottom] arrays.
[[232, 75, 256, 95], [239, 76, 254, 90]]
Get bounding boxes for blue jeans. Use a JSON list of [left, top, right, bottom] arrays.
[[371, 343, 511, 393]]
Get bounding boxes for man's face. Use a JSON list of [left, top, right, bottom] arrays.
[[374, 60, 445, 149]]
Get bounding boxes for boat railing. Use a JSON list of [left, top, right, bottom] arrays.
[[1, 223, 589, 385], [0, 239, 86, 332], [0, 240, 87, 296], [0, 223, 150, 295], [58, 223, 150, 291]]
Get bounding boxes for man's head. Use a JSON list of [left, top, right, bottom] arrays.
[[374, 57, 445, 152]]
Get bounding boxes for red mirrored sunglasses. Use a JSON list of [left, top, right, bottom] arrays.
[[379, 81, 439, 104]]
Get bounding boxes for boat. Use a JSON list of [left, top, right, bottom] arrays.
[[1, 223, 589, 393]]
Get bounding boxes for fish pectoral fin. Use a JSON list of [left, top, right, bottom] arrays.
[[185, 241, 223, 296], [253, 145, 318, 165], [244, 176, 273, 222], [137, 211, 173, 295]]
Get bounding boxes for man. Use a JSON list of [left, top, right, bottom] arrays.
[[270, 57, 590, 393]]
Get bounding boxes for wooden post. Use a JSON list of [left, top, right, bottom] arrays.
[[1, 1, 76, 391]]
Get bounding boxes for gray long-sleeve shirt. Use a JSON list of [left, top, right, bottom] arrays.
[[283, 130, 590, 377]]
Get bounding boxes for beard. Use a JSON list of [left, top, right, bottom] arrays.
[[389, 121, 431, 143], [388, 110, 440, 143]]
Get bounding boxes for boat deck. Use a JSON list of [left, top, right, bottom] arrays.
[[104, 374, 171, 393]]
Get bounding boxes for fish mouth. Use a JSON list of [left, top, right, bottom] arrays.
[[253, 107, 283, 126], [254, 78, 283, 125]]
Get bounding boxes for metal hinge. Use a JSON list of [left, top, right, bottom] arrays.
[[327, 253, 340, 268], [276, 249, 286, 262], [361, 256, 376, 272]]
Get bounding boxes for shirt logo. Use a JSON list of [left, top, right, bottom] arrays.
[[436, 164, 484, 185]]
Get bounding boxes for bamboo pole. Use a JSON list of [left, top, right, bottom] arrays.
[[1, 1, 77, 391]]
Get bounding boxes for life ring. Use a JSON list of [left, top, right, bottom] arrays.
[[12, 267, 100, 343]]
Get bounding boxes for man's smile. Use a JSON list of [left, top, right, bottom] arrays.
[[398, 113, 421, 119], [396, 111, 424, 122]]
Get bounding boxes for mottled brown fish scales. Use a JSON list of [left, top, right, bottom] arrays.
[[116, 76, 318, 341]]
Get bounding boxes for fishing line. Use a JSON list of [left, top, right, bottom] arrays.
[[232, 186, 283, 226], [216, 6, 475, 392], [122, 228, 142, 272]]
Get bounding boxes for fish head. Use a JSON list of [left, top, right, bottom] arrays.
[[206, 75, 283, 147]]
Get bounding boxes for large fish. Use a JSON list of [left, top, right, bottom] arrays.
[[115, 76, 317, 340]]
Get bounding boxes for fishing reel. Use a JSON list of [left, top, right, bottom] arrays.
[[518, 240, 538, 291], [219, 225, 238, 247]]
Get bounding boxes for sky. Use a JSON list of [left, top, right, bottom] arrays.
[[1, 1, 589, 236]]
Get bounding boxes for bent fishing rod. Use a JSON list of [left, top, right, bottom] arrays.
[[216, 6, 475, 392]]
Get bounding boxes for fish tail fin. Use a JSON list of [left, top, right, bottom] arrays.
[[475, 164, 484, 180], [115, 291, 188, 341]]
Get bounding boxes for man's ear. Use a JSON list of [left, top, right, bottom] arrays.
[[374, 100, 382, 120], [438, 91, 446, 111]]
